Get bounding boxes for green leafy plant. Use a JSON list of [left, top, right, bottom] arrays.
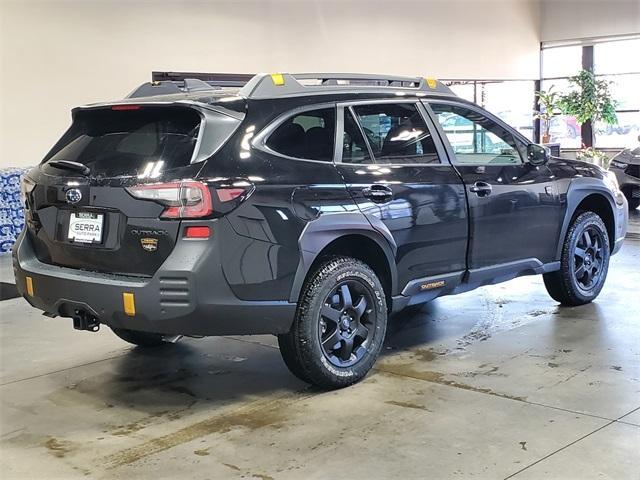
[[534, 86, 561, 143], [559, 70, 618, 125], [576, 145, 610, 168]]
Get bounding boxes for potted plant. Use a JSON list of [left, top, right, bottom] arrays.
[[576, 145, 610, 168], [558, 69, 618, 147], [534, 86, 561, 144]]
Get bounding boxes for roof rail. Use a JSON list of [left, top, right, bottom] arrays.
[[126, 78, 218, 99], [238, 73, 454, 99]]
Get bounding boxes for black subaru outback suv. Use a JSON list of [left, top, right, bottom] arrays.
[[13, 73, 628, 388]]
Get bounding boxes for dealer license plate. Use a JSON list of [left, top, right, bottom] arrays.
[[68, 212, 104, 244]]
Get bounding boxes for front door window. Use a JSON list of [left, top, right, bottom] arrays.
[[431, 103, 524, 165]]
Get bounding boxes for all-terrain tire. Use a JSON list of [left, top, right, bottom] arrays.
[[111, 327, 167, 347], [278, 256, 387, 389], [543, 211, 610, 306]]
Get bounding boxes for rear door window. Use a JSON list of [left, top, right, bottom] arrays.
[[342, 109, 373, 164], [43, 107, 205, 177], [351, 103, 440, 164], [266, 108, 336, 161]]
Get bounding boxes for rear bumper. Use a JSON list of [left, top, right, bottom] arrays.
[[11, 227, 296, 336]]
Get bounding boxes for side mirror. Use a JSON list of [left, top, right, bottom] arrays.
[[527, 144, 550, 166]]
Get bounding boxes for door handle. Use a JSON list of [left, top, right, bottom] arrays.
[[362, 185, 393, 203], [469, 181, 492, 197]]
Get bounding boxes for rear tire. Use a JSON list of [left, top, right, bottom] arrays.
[[111, 327, 167, 347], [543, 211, 610, 306], [278, 256, 387, 389]]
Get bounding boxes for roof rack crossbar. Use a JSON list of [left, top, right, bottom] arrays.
[[238, 73, 454, 99]]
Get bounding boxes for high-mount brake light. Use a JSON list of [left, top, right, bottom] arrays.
[[126, 181, 213, 219], [111, 105, 141, 111]]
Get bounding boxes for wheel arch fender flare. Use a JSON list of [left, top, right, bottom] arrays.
[[288, 212, 398, 303], [555, 179, 617, 260]]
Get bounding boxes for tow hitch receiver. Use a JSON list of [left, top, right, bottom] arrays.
[[72, 310, 100, 332]]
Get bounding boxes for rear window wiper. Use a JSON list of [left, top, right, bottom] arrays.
[[48, 160, 91, 176]]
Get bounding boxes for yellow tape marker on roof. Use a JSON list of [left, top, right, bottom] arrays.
[[123, 292, 136, 317], [270, 73, 285, 86], [25, 276, 34, 296], [426, 78, 438, 89]]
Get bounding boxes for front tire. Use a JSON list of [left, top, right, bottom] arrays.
[[543, 211, 610, 306], [111, 327, 167, 347], [278, 256, 387, 389]]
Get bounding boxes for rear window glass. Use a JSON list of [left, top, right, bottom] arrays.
[[43, 107, 202, 177], [266, 108, 336, 161]]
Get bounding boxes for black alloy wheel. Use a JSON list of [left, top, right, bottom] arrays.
[[572, 226, 605, 294], [319, 281, 375, 367]]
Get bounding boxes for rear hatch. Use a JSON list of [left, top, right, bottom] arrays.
[[23, 103, 243, 276]]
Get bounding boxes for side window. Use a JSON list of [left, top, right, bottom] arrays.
[[342, 109, 372, 164], [351, 103, 439, 164], [431, 103, 523, 165], [266, 107, 336, 161]]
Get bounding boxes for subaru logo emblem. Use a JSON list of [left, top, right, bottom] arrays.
[[65, 188, 82, 204]]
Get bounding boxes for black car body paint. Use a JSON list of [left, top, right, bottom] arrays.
[[12, 74, 628, 338]]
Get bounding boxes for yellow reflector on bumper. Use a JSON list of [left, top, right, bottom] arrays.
[[123, 292, 135, 316], [25, 276, 34, 296], [270, 73, 285, 86], [425, 78, 438, 89]]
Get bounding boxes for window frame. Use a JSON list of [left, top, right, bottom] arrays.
[[335, 98, 448, 166], [253, 102, 338, 164], [423, 99, 531, 167]]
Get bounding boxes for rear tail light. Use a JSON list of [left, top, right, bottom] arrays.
[[20, 177, 36, 209], [216, 188, 246, 202], [126, 181, 213, 219]]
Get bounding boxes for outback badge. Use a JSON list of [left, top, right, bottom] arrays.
[[420, 280, 445, 291], [140, 238, 158, 252]]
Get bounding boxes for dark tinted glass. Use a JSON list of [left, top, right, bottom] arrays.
[[44, 107, 203, 177], [267, 108, 336, 161], [342, 109, 372, 164], [352, 103, 439, 164], [431, 103, 523, 165]]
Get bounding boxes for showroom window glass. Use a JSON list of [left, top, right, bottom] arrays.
[[593, 39, 640, 148], [351, 103, 440, 164], [541, 49, 582, 149], [431, 103, 523, 165], [266, 107, 336, 161], [541, 37, 640, 149], [443, 81, 535, 141]]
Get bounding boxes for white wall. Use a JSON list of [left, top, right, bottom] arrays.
[[1, 0, 542, 168], [541, 0, 640, 42]]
